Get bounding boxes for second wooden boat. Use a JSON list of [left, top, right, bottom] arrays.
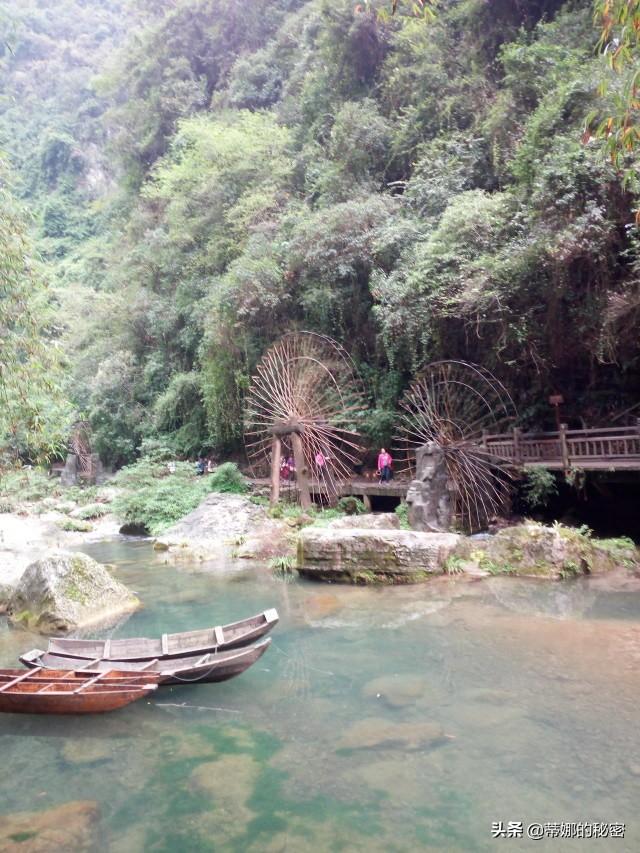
[[21, 637, 271, 685], [46, 608, 279, 661], [0, 669, 158, 715]]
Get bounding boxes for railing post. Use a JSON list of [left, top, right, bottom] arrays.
[[513, 427, 521, 465], [481, 429, 488, 451], [559, 423, 569, 470]]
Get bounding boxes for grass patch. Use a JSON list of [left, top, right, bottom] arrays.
[[443, 555, 465, 575], [269, 555, 295, 580], [56, 518, 93, 532], [75, 503, 109, 520], [0, 467, 57, 503]]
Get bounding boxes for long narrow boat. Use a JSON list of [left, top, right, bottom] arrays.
[[46, 608, 279, 661], [20, 637, 271, 685], [0, 669, 158, 714]]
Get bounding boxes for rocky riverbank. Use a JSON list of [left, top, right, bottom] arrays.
[[297, 517, 640, 584]]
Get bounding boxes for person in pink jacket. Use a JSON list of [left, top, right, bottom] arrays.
[[377, 448, 393, 483]]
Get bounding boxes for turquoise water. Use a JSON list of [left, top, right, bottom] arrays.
[[1, 538, 640, 851]]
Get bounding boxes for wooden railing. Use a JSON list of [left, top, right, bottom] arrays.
[[480, 421, 640, 469]]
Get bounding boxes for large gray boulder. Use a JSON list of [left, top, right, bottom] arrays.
[[7, 551, 140, 635], [297, 527, 461, 583], [154, 493, 289, 561]]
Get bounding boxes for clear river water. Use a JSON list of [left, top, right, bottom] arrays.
[[1, 537, 639, 852]]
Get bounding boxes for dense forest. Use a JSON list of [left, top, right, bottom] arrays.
[[1, 0, 639, 467]]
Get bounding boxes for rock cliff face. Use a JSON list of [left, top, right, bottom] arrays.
[[7, 551, 139, 635], [297, 527, 461, 583]]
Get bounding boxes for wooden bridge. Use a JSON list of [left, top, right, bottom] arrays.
[[481, 421, 640, 471]]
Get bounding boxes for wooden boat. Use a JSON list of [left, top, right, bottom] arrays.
[[45, 608, 279, 662], [20, 637, 271, 685], [0, 669, 158, 715]]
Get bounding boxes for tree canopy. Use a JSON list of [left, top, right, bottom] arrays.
[[0, 0, 639, 464]]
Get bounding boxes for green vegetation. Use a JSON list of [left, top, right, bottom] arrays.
[[395, 501, 411, 529], [112, 457, 246, 533], [56, 518, 93, 532], [522, 468, 559, 509], [208, 462, 248, 494], [336, 497, 366, 516], [269, 554, 296, 579], [74, 504, 110, 520], [1, 0, 639, 470], [0, 469, 56, 503]]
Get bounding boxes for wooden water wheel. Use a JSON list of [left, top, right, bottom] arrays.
[[395, 361, 517, 532], [244, 332, 365, 508]]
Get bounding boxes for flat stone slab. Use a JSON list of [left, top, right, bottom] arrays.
[[297, 528, 461, 583]]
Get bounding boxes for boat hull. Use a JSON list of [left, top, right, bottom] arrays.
[[20, 638, 272, 685], [45, 608, 279, 661], [0, 670, 158, 715]]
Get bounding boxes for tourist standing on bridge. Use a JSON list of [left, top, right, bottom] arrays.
[[377, 448, 393, 483]]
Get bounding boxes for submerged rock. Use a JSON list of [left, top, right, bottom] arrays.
[[297, 528, 460, 583], [189, 753, 259, 840], [338, 718, 451, 752], [6, 550, 140, 635], [0, 800, 100, 852], [154, 493, 289, 561]]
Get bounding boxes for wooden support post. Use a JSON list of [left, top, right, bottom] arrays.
[[513, 427, 522, 466], [362, 493, 372, 512], [559, 423, 569, 470], [291, 432, 312, 510], [270, 436, 282, 506]]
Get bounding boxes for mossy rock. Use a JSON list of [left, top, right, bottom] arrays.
[[6, 550, 140, 635], [454, 523, 640, 580], [297, 528, 460, 584]]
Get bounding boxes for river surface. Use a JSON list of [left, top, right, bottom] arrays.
[[1, 538, 639, 851]]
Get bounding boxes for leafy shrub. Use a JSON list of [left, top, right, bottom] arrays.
[[75, 504, 109, 520], [63, 485, 99, 506], [113, 478, 210, 535], [336, 496, 366, 515], [395, 501, 411, 529], [57, 518, 93, 532], [112, 455, 213, 533], [207, 462, 247, 494], [522, 468, 558, 508]]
